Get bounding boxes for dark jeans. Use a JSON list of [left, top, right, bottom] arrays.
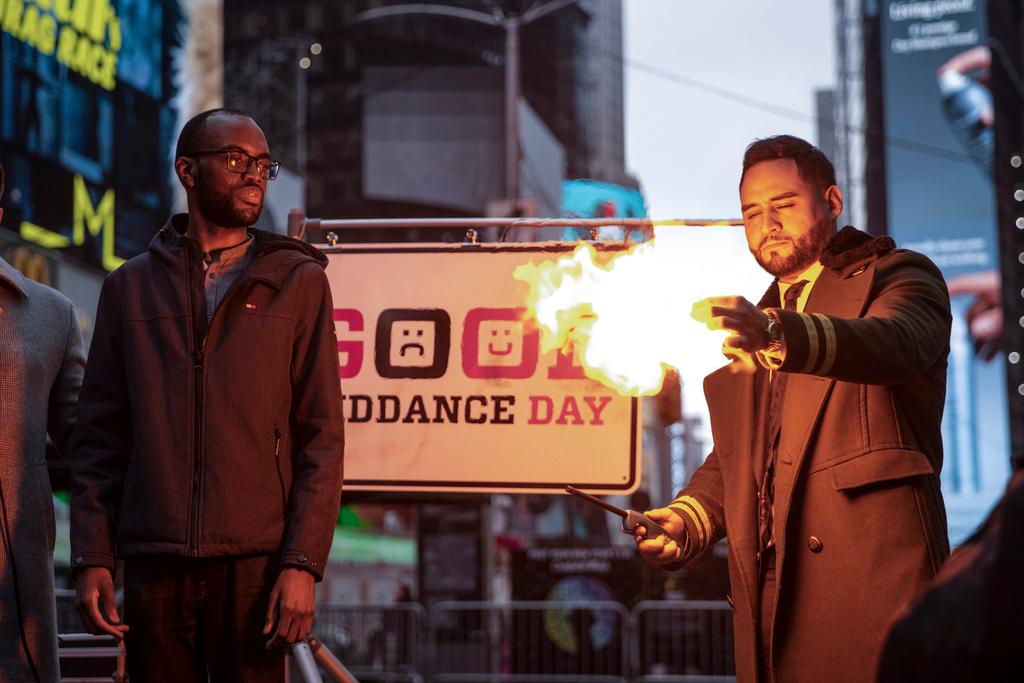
[[123, 554, 285, 683]]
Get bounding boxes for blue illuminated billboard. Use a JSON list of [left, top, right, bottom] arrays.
[[0, 0, 183, 273], [881, 0, 1011, 543]]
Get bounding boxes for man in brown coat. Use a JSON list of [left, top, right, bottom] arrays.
[[0, 160, 86, 682], [636, 135, 950, 682]]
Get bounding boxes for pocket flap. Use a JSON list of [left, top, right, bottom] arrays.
[[829, 448, 934, 491]]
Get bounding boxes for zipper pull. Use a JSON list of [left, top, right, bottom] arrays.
[[193, 350, 203, 370]]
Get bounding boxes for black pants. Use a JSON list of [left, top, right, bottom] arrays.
[[123, 554, 285, 683]]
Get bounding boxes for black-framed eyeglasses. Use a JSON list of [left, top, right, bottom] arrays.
[[189, 149, 281, 180]]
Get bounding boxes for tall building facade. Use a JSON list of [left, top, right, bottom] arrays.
[[223, 0, 638, 240]]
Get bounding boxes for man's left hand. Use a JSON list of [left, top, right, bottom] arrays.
[[692, 295, 770, 353], [264, 567, 316, 649]]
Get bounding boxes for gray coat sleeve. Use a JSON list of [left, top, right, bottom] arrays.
[[48, 297, 85, 457]]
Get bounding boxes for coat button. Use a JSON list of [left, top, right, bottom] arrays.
[[74, 556, 84, 565], [297, 554, 307, 564], [807, 536, 823, 553]]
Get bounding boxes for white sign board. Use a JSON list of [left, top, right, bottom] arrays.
[[324, 243, 641, 494]]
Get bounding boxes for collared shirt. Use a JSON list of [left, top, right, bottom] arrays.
[[778, 260, 824, 314], [758, 260, 825, 368], [201, 234, 254, 323]]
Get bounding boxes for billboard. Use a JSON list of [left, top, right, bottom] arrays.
[[0, 0, 184, 274], [559, 178, 647, 242], [325, 243, 642, 494], [881, 0, 1011, 542]]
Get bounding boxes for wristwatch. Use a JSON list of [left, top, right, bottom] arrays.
[[763, 309, 784, 353]]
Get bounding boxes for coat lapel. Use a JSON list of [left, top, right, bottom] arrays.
[[704, 364, 761, 617], [0, 257, 29, 298], [774, 264, 876, 543]]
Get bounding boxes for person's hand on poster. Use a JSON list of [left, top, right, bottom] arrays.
[[937, 46, 993, 126], [947, 269, 1003, 361], [937, 46, 991, 81]]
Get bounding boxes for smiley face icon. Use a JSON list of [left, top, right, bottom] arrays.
[[375, 309, 451, 379], [477, 319, 524, 367], [462, 307, 539, 379]]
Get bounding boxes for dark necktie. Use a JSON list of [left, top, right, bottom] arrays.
[[757, 279, 808, 558]]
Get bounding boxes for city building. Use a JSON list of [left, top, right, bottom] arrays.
[[223, 0, 640, 242]]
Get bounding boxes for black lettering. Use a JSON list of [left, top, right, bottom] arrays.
[[376, 395, 401, 423], [433, 395, 461, 423], [347, 395, 372, 423], [402, 395, 430, 424], [465, 395, 488, 424], [492, 395, 515, 424]]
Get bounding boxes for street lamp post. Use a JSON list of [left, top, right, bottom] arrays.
[[353, 0, 584, 209]]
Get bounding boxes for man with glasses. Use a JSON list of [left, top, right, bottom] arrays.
[[70, 108, 345, 682]]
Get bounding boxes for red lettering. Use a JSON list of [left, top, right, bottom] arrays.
[[583, 396, 613, 425], [334, 308, 364, 379], [528, 395, 553, 424], [547, 342, 587, 380], [556, 396, 584, 425]]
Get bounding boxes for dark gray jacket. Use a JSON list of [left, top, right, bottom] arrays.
[[71, 215, 344, 579], [1, 256, 84, 683]]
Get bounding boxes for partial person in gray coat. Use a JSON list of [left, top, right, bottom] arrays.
[[0, 159, 86, 682]]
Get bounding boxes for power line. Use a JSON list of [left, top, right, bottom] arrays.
[[619, 53, 978, 167]]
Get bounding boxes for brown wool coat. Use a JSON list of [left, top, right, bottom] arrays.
[[0, 257, 85, 683], [674, 228, 951, 683]]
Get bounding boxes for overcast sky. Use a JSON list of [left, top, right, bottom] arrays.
[[622, 1, 837, 420]]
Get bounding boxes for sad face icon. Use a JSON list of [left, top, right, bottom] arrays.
[[389, 320, 436, 368]]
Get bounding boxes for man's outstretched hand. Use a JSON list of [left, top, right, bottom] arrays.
[[75, 566, 129, 639], [264, 567, 316, 649], [633, 507, 688, 565], [693, 296, 770, 367]]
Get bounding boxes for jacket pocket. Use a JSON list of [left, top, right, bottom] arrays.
[[274, 425, 287, 511], [828, 448, 935, 491]]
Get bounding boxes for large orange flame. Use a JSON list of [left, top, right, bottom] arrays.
[[514, 236, 752, 397]]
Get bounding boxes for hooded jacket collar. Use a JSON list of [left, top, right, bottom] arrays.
[[150, 214, 328, 288], [819, 225, 895, 272], [0, 256, 29, 298]]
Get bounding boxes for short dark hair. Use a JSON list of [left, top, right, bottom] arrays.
[[740, 135, 837, 194], [175, 107, 256, 159]]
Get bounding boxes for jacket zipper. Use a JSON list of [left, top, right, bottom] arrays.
[[186, 256, 202, 556], [187, 250, 206, 557], [186, 253, 274, 556], [189, 342, 204, 556]]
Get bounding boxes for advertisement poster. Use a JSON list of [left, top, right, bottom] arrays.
[[325, 243, 642, 494], [0, 0, 183, 275], [881, 0, 1011, 542]]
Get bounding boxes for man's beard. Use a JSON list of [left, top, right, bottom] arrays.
[[195, 182, 262, 229], [752, 220, 832, 279]]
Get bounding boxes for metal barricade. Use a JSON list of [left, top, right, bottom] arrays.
[[55, 597, 737, 682], [631, 601, 735, 682], [428, 600, 630, 683], [55, 587, 86, 634], [313, 602, 428, 683]]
